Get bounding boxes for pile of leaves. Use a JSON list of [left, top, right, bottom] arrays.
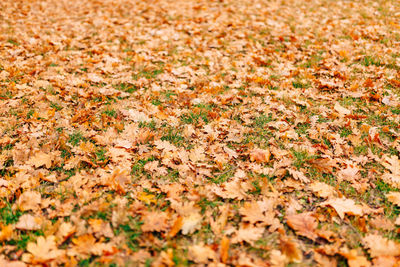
[[1, 0, 400, 266]]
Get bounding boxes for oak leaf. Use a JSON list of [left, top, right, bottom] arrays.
[[309, 181, 336, 198], [26, 235, 64, 263], [188, 243, 216, 264], [249, 148, 270, 163], [381, 155, 400, 188], [363, 234, 400, 257], [231, 226, 264, 245], [309, 157, 337, 174], [320, 198, 363, 219], [280, 237, 303, 263], [286, 212, 318, 241], [386, 192, 400, 206], [27, 151, 53, 168], [181, 213, 202, 235], [141, 211, 169, 232]]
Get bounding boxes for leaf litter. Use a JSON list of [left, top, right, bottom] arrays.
[[1, 0, 400, 266]]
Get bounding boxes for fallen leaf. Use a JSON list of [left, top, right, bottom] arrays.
[[386, 192, 400, 206], [15, 214, 41, 230], [188, 243, 216, 264], [363, 234, 400, 257], [231, 226, 264, 245], [26, 235, 64, 263], [220, 236, 230, 263], [249, 148, 271, 163], [320, 198, 364, 219], [286, 212, 318, 241]]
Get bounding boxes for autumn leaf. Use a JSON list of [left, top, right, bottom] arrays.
[[231, 226, 264, 245], [17, 191, 41, 211], [249, 148, 271, 163], [15, 214, 41, 231], [280, 237, 303, 263], [0, 224, 13, 242], [141, 211, 169, 232], [320, 198, 364, 219], [187, 243, 216, 264], [286, 212, 318, 241], [220, 236, 230, 263], [363, 234, 400, 257], [25, 236, 64, 263]]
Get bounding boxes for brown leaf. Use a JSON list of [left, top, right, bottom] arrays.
[[26, 236, 64, 263], [249, 148, 270, 163], [280, 237, 303, 263], [320, 198, 364, 219], [220, 236, 230, 263], [286, 212, 318, 241], [141, 211, 169, 232], [231, 226, 264, 245], [309, 157, 338, 174], [168, 216, 183, 238], [363, 234, 400, 257]]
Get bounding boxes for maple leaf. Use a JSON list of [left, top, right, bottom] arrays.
[[137, 191, 156, 205], [363, 234, 400, 257], [17, 191, 41, 211], [339, 247, 370, 267], [26, 235, 64, 263], [286, 212, 318, 241], [15, 214, 41, 230], [70, 234, 97, 257], [0, 256, 26, 267], [320, 198, 364, 219], [57, 222, 76, 241]]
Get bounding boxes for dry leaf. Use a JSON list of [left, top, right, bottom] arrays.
[[320, 198, 364, 219], [286, 212, 318, 241], [363, 234, 400, 257]]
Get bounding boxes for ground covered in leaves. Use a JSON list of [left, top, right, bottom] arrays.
[[1, 0, 400, 266]]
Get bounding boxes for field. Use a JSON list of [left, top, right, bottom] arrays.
[[1, 0, 400, 266]]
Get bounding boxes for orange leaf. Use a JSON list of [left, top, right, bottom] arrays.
[[169, 216, 183, 238], [220, 236, 230, 263], [286, 212, 318, 241]]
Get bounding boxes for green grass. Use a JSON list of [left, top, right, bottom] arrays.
[[292, 150, 314, 169], [360, 55, 382, 67], [114, 83, 137, 93], [68, 131, 85, 146], [180, 111, 209, 124], [102, 108, 117, 118], [0, 202, 23, 225], [161, 128, 185, 146]]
